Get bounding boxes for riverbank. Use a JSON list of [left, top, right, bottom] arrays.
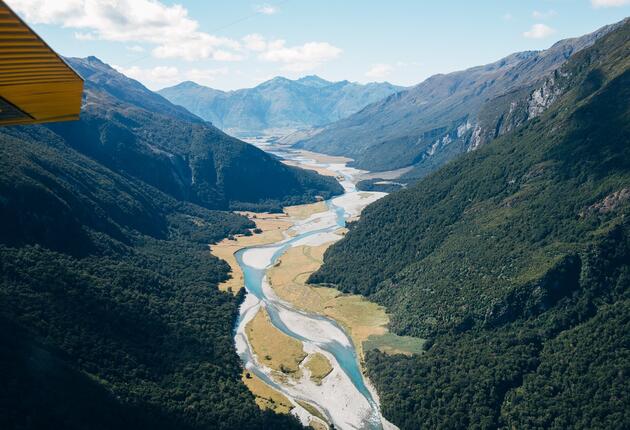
[[281, 150, 352, 179], [210, 202, 327, 294], [218, 146, 423, 429], [267, 243, 388, 363]]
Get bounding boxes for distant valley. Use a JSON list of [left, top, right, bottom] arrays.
[[1, 5, 629, 430]]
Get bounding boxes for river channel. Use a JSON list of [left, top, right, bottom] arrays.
[[233, 143, 392, 430]]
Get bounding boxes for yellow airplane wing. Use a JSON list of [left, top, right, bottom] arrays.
[[0, 1, 83, 126]]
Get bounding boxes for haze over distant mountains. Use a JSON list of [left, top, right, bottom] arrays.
[[158, 76, 404, 136], [296, 18, 628, 183]]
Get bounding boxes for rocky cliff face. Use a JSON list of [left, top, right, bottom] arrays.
[[465, 68, 568, 154]]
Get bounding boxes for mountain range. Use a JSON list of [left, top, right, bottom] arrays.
[[52, 57, 342, 212], [1, 13, 629, 430], [0, 56, 339, 430], [310, 20, 630, 429], [158, 76, 403, 136], [296, 19, 628, 186]]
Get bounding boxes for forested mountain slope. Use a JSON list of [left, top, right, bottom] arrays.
[[49, 57, 342, 212], [296, 19, 626, 179], [310, 21, 630, 429], [0, 56, 348, 430], [0, 129, 301, 429], [159, 76, 403, 136]]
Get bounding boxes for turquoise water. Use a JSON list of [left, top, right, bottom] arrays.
[[234, 195, 383, 429]]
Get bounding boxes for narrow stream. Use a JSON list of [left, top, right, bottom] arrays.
[[233, 144, 390, 429]]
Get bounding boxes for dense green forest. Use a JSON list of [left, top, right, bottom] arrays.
[[0, 55, 347, 429], [0, 127, 302, 429], [310, 21, 630, 429]]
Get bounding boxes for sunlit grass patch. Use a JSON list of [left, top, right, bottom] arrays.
[[241, 370, 293, 414], [284, 200, 328, 219], [246, 307, 307, 375], [363, 333, 426, 356], [305, 353, 333, 384]]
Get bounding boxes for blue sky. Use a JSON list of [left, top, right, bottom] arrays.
[[6, 0, 629, 90]]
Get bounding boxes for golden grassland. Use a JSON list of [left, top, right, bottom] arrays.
[[309, 418, 329, 430], [267, 243, 389, 362], [292, 150, 353, 165], [281, 149, 352, 180], [210, 201, 328, 294], [304, 353, 333, 384], [282, 159, 340, 178], [241, 370, 293, 414], [245, 307, 307, 375], [211, 212, 291, 294], [284, 200, 328, 219]]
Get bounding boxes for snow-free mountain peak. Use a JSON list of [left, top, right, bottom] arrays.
[[159, 75, 405, 136]]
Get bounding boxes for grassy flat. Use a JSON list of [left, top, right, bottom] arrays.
[[245, 307, 307, 375], [268, 243, 398, 362], [241, 371, 293, 414], [211, 212, 292, 294], [292, 150, 353, 165], [282, 159, 340, 178], [296, 400, 328, 425], [305, 353, 333, 384], [363, 333, 426, 356], [283, 200, 328, 219]]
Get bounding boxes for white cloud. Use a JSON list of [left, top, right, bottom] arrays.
[[365, 64, 394, 80], [126, 45, 145, 53], [503, 13, 513, 21], [6, 0, 341, 71], [255, 4, 278, 15], [246, 34, 343, 71], [523, 23, 557, 39], [74, 31, 96, 41], [152, 37, 242, 62], [243, 34, 267, 52], [114, 65, 179, 86], [113, 64, 229, 89], [6, 0, 242, 61], [257, 38, 342, 72], [532, 10, 557, 19], [591, 0, 630, 7]]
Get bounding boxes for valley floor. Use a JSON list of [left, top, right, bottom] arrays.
[[211, 146, 424, 430]]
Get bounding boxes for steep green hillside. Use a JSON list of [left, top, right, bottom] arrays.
[[310, 22, 630, 429], [45, 57, 342, 212], [0, 127, 300, 429], [159, 76, 403, 136]]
